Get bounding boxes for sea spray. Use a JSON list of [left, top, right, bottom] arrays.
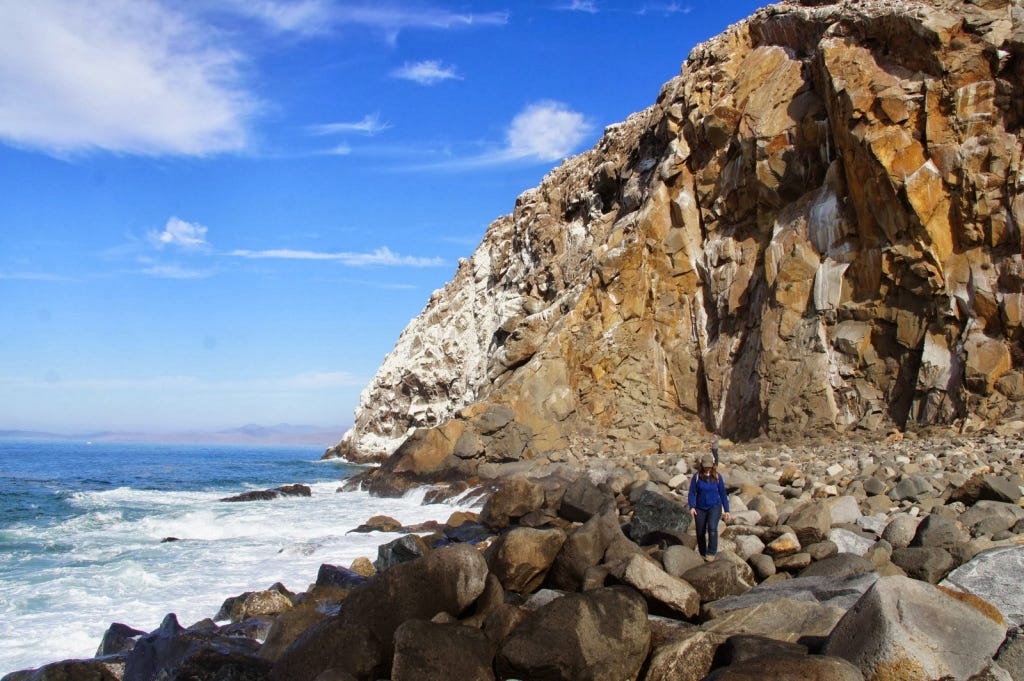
[[0, 440, 476, 675]]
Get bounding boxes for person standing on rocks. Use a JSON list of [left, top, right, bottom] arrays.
[[711, 434, 720, 465], [688, 453, 731, 562]]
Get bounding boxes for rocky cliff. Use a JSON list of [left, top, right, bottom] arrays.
[[330, 0, 1024, 470]]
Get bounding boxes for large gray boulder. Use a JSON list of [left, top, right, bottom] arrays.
[[703, 572, 880, 619], [701, 599, 847, 645], [704, 653, 865, 680], [611, 553, 700, 617], [941, 545, 1024, 628], [495, 586, 651, 681], [681, 559, 755, 603], [547, 511, 627, 591], [890, 547, 955, 583], [798, 553, 875, 580], [643, 630, 726, 681], [269, 544, 488, 681], [786, 501, 831, 546], [486, 526, 566, 594], [558, 478, 615, 522], [391, 620, 495, 681], [909, 514, 969, 549], [480, 478, 547, 529], [959, 501, 1024, 538], [824, 575, 1007, 681]]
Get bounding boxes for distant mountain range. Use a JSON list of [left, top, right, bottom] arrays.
[[0, 424, 345, 447]]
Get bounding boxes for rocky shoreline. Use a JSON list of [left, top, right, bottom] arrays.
[[4, 430, 1024, 681]]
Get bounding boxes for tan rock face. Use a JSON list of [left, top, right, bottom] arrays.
[[332, 0, 1024, 467]]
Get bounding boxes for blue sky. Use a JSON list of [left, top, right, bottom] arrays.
[[0, 0, 766, 435]]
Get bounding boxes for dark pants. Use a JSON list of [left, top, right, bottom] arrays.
[[694, 505, 723, 557]]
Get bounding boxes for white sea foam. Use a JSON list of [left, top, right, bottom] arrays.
[[0, 483, 476, 675]]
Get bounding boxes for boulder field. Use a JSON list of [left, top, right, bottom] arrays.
[[7, 433, 1024, 681]]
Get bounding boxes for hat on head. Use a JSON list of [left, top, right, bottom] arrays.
[[700, 454, 715, 468]]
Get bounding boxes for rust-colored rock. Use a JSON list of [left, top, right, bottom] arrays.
[[329, 0, 1024, 471]]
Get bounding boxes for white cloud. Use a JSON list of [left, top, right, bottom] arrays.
[[504, 100, 592, 162], [637, 3, 692, 15], [560, 1, 599, 13], [229, 246, 445, 267], [223, 0, 336, 35], [308, 114, 391, 137], [139, 264, 213, 279], [0, 0, 257, 157], [328, 4, 508, 37], [150, 217, 210, 250], [392, 60, 461, 85], [322, 143, 353, 156], [398, 100, 593, 171], [223, 1, 508, 39]]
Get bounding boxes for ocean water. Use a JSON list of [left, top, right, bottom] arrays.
[[0, 439, 476, 675]]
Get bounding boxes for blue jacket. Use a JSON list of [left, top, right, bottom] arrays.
[[688, 474, 729, 512]]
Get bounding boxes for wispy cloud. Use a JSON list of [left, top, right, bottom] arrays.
[[220, 0, 337, 36], [308, 114, 391, 137], [392, 60, 461, 85], [637, 3, 692, 15], [149, 217, 211, 250], [138, 264, 214, 279], [229, 246, 445, 267], [223, 1, 508, 40], [321, 143, 353, 156], [558, 1, 600, 13], [0, 0, 256, 157]]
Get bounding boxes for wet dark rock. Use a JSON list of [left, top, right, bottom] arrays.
[[558, 477, 615, 522], [627, 491, 692, 545], [349, 515, 403, 533], [314, 564, 368, 591], [373, 534, 430, 572], [96, 622, 147, 657], [269, 544, 488, 681], [443, 521, 491, 544], [2, 660, 122, 681], [123, 613, 268, 681], [220, 485, 311, 503]]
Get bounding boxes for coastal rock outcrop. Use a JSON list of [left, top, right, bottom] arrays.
[[329, 0, 1024, 470]]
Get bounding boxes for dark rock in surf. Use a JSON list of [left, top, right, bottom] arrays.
[[220, 485, 311, 503]]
